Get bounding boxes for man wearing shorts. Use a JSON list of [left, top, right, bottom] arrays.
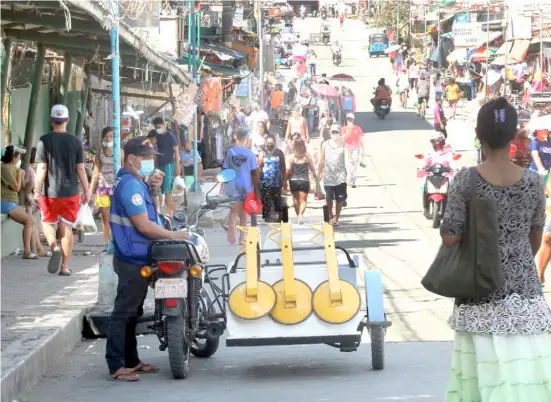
[[319, 124, 347, 225], [434, 98, 448, 138], [152, 117, 180, 215], [35, 104, 90, 276]]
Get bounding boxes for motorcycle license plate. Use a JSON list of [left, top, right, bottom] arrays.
[[381, 104, 388, 109], [155, 278, 187, 299]]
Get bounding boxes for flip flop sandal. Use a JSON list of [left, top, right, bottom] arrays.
[[39, 251, 53, 257], [48, 249, 63, 274], [22, 253, 39, 260], [131, 364, 159, 374], [58, 269, 72, 276], [109, 371, 140, 382]]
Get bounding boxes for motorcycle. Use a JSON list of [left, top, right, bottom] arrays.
[[415, 153, 461, 228], [332, 50, 342, 66], [145, 168, 237, 379], [321, 10, 327, 20], [373, 87, 390, 119], [300, 9, 306, 19]]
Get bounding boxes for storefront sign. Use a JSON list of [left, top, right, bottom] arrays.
[[173, 83, 202, 127], [453, 22, 484, 47], [507, 0, 551, 13]]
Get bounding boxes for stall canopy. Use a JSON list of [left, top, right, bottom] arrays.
[[447, 48, 468, 63], [491, 40, 530, 66], [471, 46, 498, 63]]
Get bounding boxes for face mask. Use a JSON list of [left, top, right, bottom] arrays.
[[15, 160, 21, 168], [137, 159, 155, 178], [155, 128, 163, 135], [331, 133, 341, 140], [347, 121, 354, 126], [103, 141, 113, 147]]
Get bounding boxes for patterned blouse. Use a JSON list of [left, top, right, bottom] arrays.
[[441, 167, 551, 335]]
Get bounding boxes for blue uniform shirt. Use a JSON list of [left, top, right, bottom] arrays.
[[110, 168, 160, 265]]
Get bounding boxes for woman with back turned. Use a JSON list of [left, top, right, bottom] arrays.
[[441, 97, 551, 401]]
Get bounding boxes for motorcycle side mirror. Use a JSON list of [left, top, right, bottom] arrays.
[[453, 154, 462, 160], [216, 168, 237, 183], [414, 154, 424, 159]]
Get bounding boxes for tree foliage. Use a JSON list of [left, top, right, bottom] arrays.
[[372, 2, 411, 33]]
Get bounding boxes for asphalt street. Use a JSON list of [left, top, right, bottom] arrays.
[[20, 17, 549, 402]]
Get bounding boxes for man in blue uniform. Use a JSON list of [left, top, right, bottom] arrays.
[[105, 136, 191, 382]]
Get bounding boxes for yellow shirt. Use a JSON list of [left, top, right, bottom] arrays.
[[1, 164, 19, 203], [446, 84, 460, 101]]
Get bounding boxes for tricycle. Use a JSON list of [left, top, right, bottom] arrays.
[[320, 22, 331, 45], [275, 46, 292, 69], [368, 33, 389, 58]]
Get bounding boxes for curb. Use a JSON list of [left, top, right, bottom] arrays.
[[1, 271, 99, 402]]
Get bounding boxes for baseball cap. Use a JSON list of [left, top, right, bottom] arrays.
[[346, 113, 355, 120], [123, 136, 162, 156], [330, 124, 341, 132], [50, 104, 69, 120]]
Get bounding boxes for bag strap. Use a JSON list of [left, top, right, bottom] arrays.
[[469, 167, 478, 200]]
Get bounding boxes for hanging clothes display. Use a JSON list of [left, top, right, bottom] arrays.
[[201, 78, 222, 113]]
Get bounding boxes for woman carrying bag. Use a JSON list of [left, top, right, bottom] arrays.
[[432, 98, 551, 401]]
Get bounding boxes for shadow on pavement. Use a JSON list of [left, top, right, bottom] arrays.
[[336, 238, 416, 250], [355, 111, 435, 134], [334, 221, 404, 234]]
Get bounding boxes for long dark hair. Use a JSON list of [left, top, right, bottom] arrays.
[[476, 97, 518, 150], [1, 145, 20, 164]]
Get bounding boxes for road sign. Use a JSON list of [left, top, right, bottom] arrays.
[[508, 0, 551, 12]]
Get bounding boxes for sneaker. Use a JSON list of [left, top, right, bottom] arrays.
[[297, 215, 304, 225]]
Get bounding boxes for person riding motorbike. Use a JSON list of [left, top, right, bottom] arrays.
[[371, 78, 392, 110], [300, 4, 306, 18], [420, 133, 457, 217], [320, 5, 327, 18], [332, 41, 342, 64]]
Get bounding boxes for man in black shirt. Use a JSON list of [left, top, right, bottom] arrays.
[[152, 117, 180, 215], [35, 104, 90, 276]]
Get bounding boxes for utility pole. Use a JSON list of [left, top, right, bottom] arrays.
[[222, 1, 235, 47], [484, 2, 490, 99], [190, 6, 201, 192], [503, 5, 509, 97], [110, 0, 120, 174], [257, 2, 265, 107]]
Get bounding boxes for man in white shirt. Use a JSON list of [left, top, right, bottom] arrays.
[[248, 103, 270, 133]]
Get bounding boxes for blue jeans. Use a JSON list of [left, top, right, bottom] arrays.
[[105, 256, 149, 374], [309, 63, 316, 76], [307, 109, 315, 133]]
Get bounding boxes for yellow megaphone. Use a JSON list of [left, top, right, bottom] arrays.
[[270, 207, 313, 325], [228, 213, 276, 319], [312, 206, 360, 324]]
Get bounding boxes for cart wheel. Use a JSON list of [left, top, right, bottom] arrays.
[[370, 325, 385, 370]]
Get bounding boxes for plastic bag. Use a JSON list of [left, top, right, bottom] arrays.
[[173, 176, 186, 196], [73, 204, 98, 235]]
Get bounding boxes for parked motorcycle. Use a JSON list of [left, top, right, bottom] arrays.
[[144, 168, 237, 379], [321, 11, 327, 20], [300, 9, 306, 19], [332, 50, 342, 66], [415, 154, 461, 228]]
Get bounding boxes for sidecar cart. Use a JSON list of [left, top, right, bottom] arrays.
[[219, 207, 392, 370]]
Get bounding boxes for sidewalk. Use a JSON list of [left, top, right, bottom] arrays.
[[0, 226, 238, 402], [1, 233, 105, 402]]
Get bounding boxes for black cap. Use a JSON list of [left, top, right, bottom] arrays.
[[123, 136, 161, 156]]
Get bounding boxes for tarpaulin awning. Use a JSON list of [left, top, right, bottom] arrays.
[[205, 43, 246, 61], [491, 40, 530, 66], [470, 46, 498, 63], [447, 48, 468, 63]]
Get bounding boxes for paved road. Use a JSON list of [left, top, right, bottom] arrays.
[[21, 17, 549, 402]]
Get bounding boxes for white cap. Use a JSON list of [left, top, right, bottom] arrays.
[[50, 104, 69, 119], [346, 113, 355, 120], [330, 124, 341, 132]]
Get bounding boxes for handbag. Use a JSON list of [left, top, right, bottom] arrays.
[[421, 167, 503, 299]]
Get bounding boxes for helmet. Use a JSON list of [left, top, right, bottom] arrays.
[[189, 233, 209, 264], [430, 132, 446, 150]]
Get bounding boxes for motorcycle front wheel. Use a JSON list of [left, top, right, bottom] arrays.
[[166, 314, 191, 379]]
